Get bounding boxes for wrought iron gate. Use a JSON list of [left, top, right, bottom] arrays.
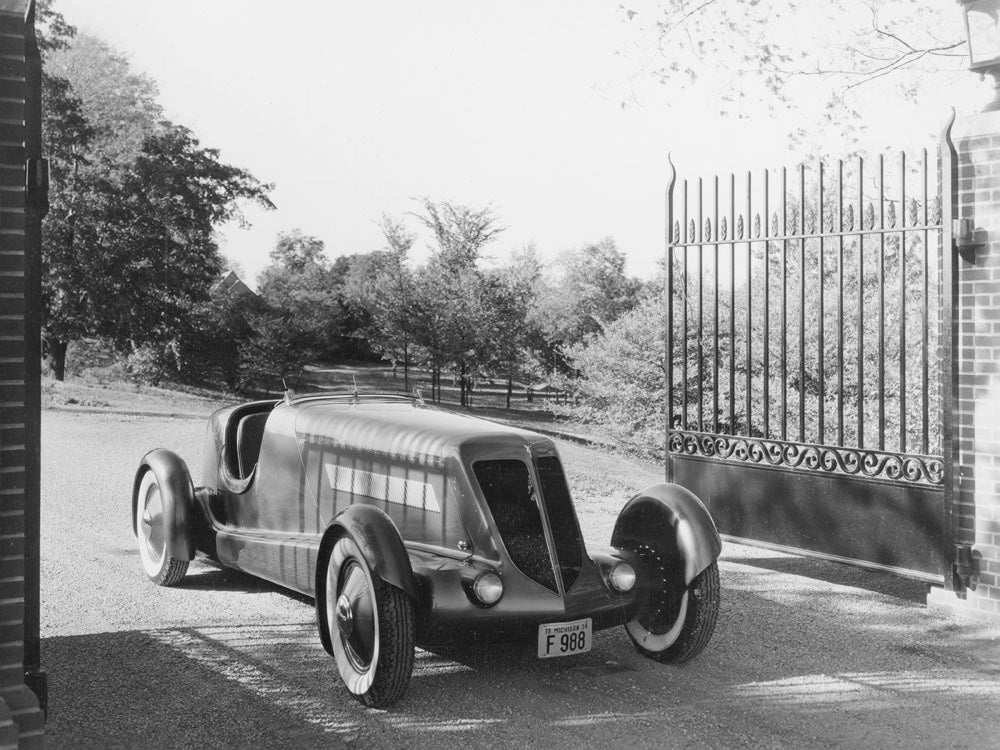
[[665, 124, 955, 581]]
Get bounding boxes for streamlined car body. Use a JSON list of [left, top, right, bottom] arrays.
[[132, 392, 722, 707]]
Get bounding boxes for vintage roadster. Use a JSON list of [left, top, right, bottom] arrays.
[[132, 391, 721, 707]]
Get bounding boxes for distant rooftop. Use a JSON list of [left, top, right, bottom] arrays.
[[212, 270, 256, 300]]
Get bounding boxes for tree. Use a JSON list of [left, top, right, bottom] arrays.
[[406, 200, 505, 405], [44, 32, 162, 171], [537, 237, 643, 368], [106, 125, 273, 353], [491, 244, 549, 406], [254, 230, 343, 368], [479, 269, 535, 408], [341, 216, 418, 386], [38, 20, 273, 381], [620, 1, 966, 153], [412, 199, 504, 268]]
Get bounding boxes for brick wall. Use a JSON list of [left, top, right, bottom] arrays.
[[0, 1, 43, 748], [928, 111, 1000, 621]]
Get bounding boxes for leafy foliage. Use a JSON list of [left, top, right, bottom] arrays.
[[536, 238, 644, 368], [565, 295, 666, 457], [39, 26, 272, 381], [620, 1, 965, 153], [241, 231, 344, 391]]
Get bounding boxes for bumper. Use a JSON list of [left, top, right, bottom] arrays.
[[409, 547, 639, 645]]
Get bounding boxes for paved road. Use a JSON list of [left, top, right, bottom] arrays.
[[41, 410, 1000, 749]]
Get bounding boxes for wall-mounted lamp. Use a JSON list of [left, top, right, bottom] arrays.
[[959, 0, 1000, 111], [954, 218, 987, 261]]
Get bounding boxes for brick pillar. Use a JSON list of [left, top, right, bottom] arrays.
[[0, 1, 44, 748], [928, 111, 1000, 621]]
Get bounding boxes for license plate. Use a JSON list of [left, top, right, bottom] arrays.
[[537, 618, 592, 658]]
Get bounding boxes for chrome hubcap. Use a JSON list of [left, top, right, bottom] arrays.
[[338, 561, 375, 671], [140, 484, 165, 565], [336, 594, 354, 638]]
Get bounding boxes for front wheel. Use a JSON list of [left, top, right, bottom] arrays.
[[325, 536, 415, 708], [135, 470, 189, 586], [626, 561, 719, 663]]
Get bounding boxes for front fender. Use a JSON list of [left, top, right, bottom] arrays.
[[315, 504, 420, 655], [132, 449, 196, 562], [611, 483, 721, 586]]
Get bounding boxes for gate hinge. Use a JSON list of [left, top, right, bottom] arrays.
[[953, 544, 978, 592]]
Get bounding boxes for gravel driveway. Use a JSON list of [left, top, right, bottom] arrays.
[[40, 409, 1000, 749]]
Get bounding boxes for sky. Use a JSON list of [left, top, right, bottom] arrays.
[[56, 0, 985, 286]]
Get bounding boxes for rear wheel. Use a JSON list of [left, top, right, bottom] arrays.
[[326, 536, 415, 708], [135, 470, 188, 586], [626, 561, 719, 663]]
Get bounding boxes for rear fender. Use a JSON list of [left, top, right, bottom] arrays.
[[132, 449, 196, 562], [315, 504, 420, 655], [611, 483, 721, 587]]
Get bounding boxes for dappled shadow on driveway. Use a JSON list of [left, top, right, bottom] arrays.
[[43, 565, 1000, 750]]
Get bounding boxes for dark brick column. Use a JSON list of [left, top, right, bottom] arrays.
[[0, 1, 44, 747]]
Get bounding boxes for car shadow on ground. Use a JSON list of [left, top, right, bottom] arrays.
[[725, 554, 930, 604], [175, 561, 314, 605]]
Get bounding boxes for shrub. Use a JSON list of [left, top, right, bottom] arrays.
[[563, 296, 666, 459]]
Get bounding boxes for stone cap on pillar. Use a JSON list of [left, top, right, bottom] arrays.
[[954, 109, 1000, 138]]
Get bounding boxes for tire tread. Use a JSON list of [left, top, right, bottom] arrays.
[[361, 578, 415, 708], [653, 561, 720, 664], [153, 557, 189, 587]]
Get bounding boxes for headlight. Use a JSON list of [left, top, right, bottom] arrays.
[[473, 571, 504, 605], [608, 562, 636, 592]]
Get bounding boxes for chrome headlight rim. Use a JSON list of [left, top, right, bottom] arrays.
[[472, 571, 504, 606], [608, 561, 637, 593]]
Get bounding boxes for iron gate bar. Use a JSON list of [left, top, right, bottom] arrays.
[[697, 177, 704, 434], [799, 164, 806, 442], [857, 156, 865, 449], [746, 171, 752, 437], [879, 155, 886, 451], [818, 161, 826, 445], [763, 169, 771, 439], [713, 176, 720, 435], [665, 156, 674, 453], [838, 160, 845, 446], [782, 166, 788, 441], [922, 148, 930, 455], [729, 173, 736, 433], [682, 178, 688, 430], [900, 152, 907, 454]]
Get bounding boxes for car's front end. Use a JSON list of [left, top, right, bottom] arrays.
[[407, 433, 641, 656]]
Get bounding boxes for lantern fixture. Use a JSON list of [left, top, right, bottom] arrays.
[[961, 0, 1000, 110]]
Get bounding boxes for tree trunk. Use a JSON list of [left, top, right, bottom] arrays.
[[459, 361, 467, 407], [506, 374, 512, 409], [46, 339, 68, 382], [403, 342, 409, 392]]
